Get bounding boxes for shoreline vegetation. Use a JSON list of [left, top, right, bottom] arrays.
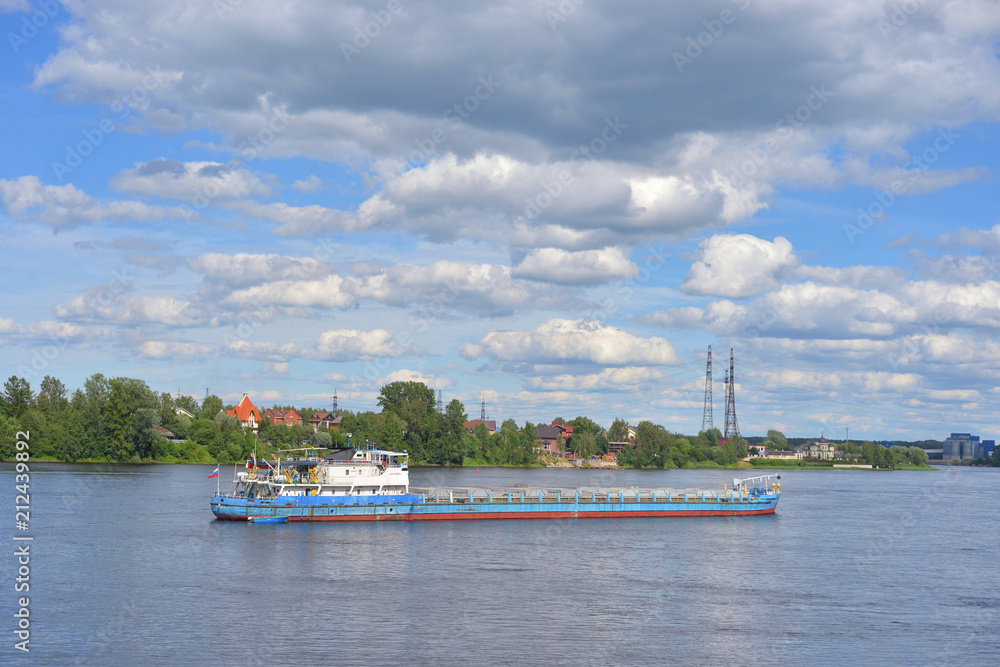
[[2, 374, 995, 470], [3, 455, 942, 472]]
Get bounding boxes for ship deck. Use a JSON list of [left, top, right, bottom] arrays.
[[411, 485, 767, 504]]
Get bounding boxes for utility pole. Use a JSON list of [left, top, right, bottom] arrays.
[[701, 345, 714, 432], [723, 347, 740, 440]]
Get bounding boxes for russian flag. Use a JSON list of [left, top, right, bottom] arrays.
[[208, 467, 219, 479]]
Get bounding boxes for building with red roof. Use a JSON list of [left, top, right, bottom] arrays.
[[226, 393, 261, 433], [263, 407, 303, 428]]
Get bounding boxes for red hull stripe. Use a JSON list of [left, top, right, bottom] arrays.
[[217, 508, 776, 522]]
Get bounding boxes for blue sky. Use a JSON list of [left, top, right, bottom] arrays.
[[2, 0, 1000, 440]]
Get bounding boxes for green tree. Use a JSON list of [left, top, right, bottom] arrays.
[[519, 422, 538, 466], [767, 429, 789, 449], [377, 381, 438, 460], [442, 399, 469, 465], [608, 418, 630, 443], [906, 446, 928, 467], [636, 421, 670, 468], [573, 430, 597, 458], [202, 395, 223, 418], [498, 419, 521, 464], [1, 376, 34, 418], [175, 394, 201, 416], [701, 427, 722, 447], [37, 376, 68, 415], [473, 422, 491, 460], [379, 411, 406, 452]]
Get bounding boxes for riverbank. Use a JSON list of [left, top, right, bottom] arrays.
[[4, 456, 938, 472]]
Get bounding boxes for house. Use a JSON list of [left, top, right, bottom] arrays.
[[608, 441, 628, 455], [607, 423, 637, 454], [464, 420, 497, 435], [174, 407, 195, 419], [551, 422, 573, 437], [284, 409, 302, 427], [308, 412, 342, 432], [226, 393, 261, 433], [764, 449, 804, 460], [154, 426, 185, 444], [535, 424, 564, 453], [264, 408, 286, 424], [803, 437, 835, 460], [263, 408, 303, 428]]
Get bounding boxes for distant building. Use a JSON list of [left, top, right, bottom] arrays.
[[535, 424, 564, 453], [308, 412, 341, 431], [174, 407, 195, 419], [943, 433, 981, 461], [464, 420, 497, 435], [764, 449, 803, 460], [551, 422, 573, 438], [978, 439, 995, 459], [226, 393, 261, 433], [264, 408, 303, 428], [803, 438, 836, 460]]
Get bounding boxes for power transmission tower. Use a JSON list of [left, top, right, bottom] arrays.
[[332, 389, 338, 414], [481, 395, 486, 421], [723, 347, 740, 440], [436, 390, 443, 414], [701, 345, 714, 432]]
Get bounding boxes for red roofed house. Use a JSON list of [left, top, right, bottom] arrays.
[[263, 408, 303, 428], [283, 409, 302, 427], [226, 393, 261, 433], [552, 422, 573, 437]]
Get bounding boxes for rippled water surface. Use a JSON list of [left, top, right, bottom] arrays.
[[2, 464, 998, 665]]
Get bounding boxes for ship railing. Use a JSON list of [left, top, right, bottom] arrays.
[[409, 486, 763, 504]]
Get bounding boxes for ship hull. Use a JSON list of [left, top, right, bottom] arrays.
[[211, 495, 779, 522]]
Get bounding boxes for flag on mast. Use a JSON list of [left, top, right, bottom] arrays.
[[208, 467, 219, 479]]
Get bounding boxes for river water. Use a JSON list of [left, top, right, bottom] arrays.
[[1, 463, 997, 665]]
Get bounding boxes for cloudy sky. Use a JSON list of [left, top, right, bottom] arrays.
[[2, 0, 999, 440]]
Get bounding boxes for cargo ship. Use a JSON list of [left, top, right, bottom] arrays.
[[209, 447, 781, 522]]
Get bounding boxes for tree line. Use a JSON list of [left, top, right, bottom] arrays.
[[4, 375, 995, 468]]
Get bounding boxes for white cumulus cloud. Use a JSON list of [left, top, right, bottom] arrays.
[[461, 318, 679, 366]]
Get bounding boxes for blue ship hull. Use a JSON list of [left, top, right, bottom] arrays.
[[211, 491, 780, 522]]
